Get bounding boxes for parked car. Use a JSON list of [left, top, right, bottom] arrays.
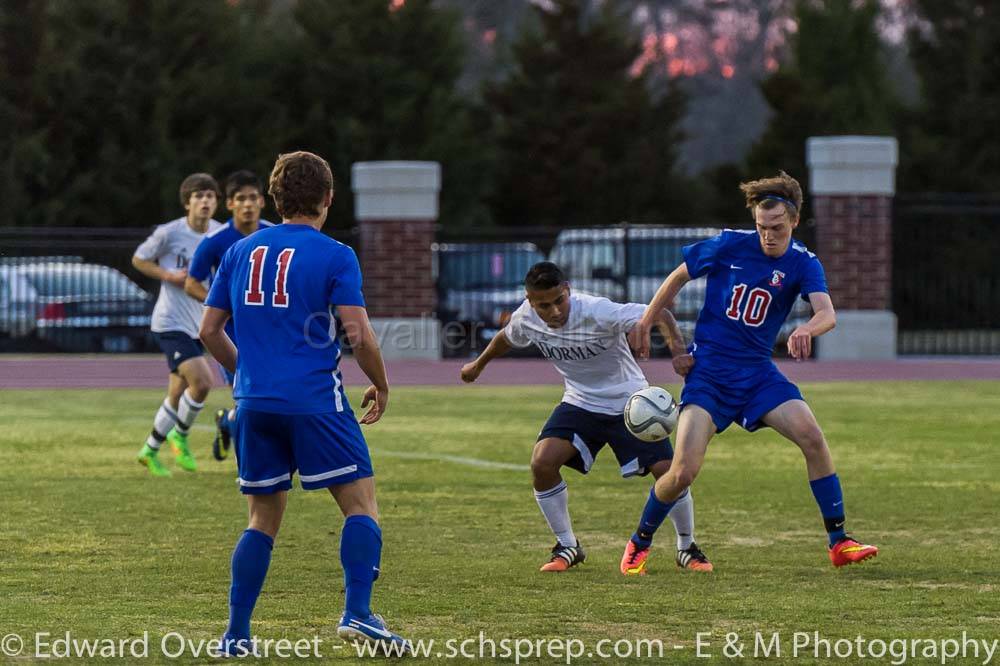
[[547, 226, 811, 354], [0, 267, 39, 339], [434, 242, 545, 356], [3, 261, 154, 352]]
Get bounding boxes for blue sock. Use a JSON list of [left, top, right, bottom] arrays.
[[631, 487, 683, 548], [341, 515, 382, 618], [226, 529, 274, 639], [809, 473, 846, 546]]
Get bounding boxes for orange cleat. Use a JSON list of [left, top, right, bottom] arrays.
[[829, 537, 878, 567], [540, 541, 585, 572], [620, 539, 650, 576], [676, 543, 714, 572]]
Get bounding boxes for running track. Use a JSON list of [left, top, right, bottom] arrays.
[[0, 355, 997, 389]]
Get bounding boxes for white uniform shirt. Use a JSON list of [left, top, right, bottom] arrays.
[[503, 293, 648, 415], [135, 217, 222, 338]]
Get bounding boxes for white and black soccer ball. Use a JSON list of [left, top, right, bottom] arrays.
[[624, 387, 679, 442]]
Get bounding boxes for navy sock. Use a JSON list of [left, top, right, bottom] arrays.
[[226, 529, 274, 639], [809, 473, 846, 546], [341, 515, 382, 618], [631, 487, 683, 548]]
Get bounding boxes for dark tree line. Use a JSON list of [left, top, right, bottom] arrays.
[[0, 0, 996, 231]]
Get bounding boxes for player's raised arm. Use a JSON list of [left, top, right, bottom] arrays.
[[629, 263, 691, 360], [338, 305, 389, 424], [461, 329, 514, 383], [787, 292, 837, 360]]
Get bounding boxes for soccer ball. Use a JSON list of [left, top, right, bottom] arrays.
[[624, 387, 679, 442]]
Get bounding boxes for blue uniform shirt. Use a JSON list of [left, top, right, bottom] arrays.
[[205, 223, 365, 414], [683, 229, 827, 364], [190, 218, 274, 339]]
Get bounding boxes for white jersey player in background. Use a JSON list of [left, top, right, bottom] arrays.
[[461, 262, 713, 574], [131, 173, 223, 477]]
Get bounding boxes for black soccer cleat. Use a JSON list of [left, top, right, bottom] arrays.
[[212, 408, 231, 461], [676, 542, 714, 572], [540, 540, 586, 572]]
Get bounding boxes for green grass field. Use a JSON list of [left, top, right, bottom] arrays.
[[2, 382, 999, 664]]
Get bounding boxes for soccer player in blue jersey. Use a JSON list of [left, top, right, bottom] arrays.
[[625, 171, 878, 570], [186, 170, 274, 462], [200, 151, 409, 656]]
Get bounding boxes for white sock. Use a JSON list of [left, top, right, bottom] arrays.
[[175, 390, 205, 436], [668, 489, 695, 550], [534, 481, 576, 547], [146, 399, 179, 450]]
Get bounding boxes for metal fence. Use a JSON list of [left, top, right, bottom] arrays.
[[893, 194, 1000, 355], [434, 222, 812, 357], [2, 208, 997, 356]]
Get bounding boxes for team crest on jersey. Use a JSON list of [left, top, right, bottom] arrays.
[[770, 270, 785, 287]]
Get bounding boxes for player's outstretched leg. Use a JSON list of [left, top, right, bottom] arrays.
[[763, 400, 878, 567], [811, 474, 879, 567]]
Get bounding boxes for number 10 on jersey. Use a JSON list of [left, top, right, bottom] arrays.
[[245, 246, 295, 308], [725, 283, 772, 327]]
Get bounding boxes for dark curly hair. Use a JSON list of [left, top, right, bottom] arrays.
[[268, 152, 334, 219]]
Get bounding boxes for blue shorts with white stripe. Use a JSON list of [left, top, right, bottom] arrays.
[[233, 408, 373, 494]]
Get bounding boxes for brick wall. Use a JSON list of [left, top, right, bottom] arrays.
[[813, 195, 892, 310], [359, 219, 436, 317]]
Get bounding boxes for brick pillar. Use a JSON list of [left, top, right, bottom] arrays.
[[806, 136, 898, 359], [352, 161, 441, 359]]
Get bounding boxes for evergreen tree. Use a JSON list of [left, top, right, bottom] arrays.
[[484, 0, 692, 227], [744, 0, 900, 197], [275, 0, 490, 229], [0, 0, 49, 224], [901, 1, 1000, 192]]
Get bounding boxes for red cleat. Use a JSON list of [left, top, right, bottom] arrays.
[[620, 539, 650, 576], [829, 537, 878, 567]]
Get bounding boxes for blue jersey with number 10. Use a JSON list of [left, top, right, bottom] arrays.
[[683, 229, 827, 364], [205, 223, 364, 414]]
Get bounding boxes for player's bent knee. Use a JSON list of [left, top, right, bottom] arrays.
[[795, 426, 827, 455], [671, 465, 698, 489], [531, 438, 572, 476]]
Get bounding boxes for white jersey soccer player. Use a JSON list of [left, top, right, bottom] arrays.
[[140, 217, 224, 338], [132, 173, 224, 477], [461, 262, 712, 574], [503, 293, 649, 415]]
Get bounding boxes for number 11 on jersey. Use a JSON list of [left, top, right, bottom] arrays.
[[244, 246, 295, 308]]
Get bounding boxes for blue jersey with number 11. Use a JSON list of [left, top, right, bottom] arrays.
[[205, 223, 365, 414], [683, 230, 827, 364]]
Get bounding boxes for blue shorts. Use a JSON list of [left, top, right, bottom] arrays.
[[539, 402, 673, 478], [681, 358, 803, 433], [155, 331, 204, 373], [234, 408, 373, 495]]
